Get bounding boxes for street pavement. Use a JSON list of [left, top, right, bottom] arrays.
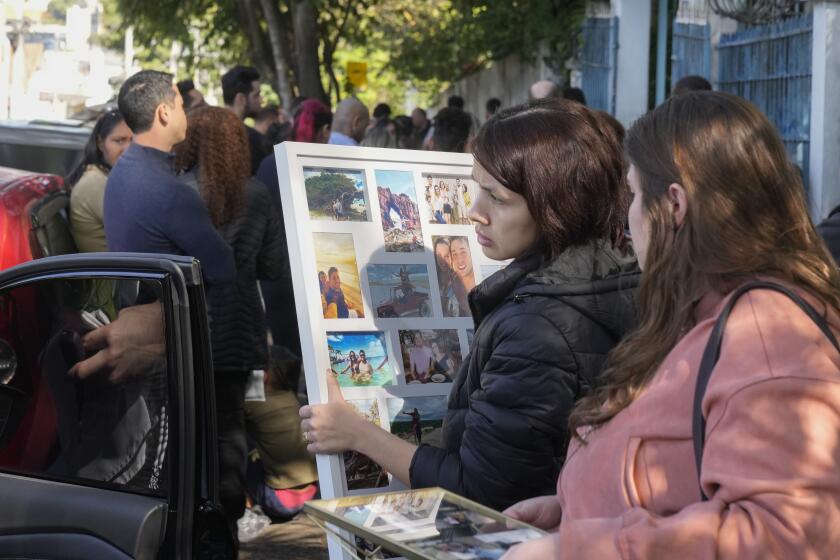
[[240, 514, 329, 560]]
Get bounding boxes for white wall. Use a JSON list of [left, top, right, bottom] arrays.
[[447, 50, 558, 121], [809, 1, 840, 219]]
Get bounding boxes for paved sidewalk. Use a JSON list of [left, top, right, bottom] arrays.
[[239, 514, 329, 560]]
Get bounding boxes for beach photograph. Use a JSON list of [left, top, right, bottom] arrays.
[[398, 329, 462, 384], [314, 232, 365, 319], [327, 331, 394, 388], [422, 174, 477, 225], [375, 170, 424, 252], [344, 399, 388, 491], [367, 264, 432, 318], [304, 167, 369, 221], [386, 396, 447, 447]]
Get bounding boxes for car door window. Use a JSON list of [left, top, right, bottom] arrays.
[[0, 276, 170, 497]]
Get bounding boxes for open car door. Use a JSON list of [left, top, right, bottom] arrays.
[[0, 253, 210, 559]]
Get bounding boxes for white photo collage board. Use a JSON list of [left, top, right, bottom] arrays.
[[275, 142, 506, 504]]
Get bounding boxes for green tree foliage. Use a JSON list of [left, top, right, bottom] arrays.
[[305, 172, 360, 212], [365, 0, 587, 83], [99, 0, 585, 109]]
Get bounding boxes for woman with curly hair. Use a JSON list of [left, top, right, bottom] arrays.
[[174, 106, 286, 537]]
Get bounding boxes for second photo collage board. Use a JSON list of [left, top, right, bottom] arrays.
[[275, 143, 507, 498]]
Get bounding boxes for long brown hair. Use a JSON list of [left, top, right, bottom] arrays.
[[570, 91, 840, 434], [472, 98, 627, 259], [174, 106, 247, 226]]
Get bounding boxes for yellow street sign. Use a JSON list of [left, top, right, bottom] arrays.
[[347, 62, 367, 88]]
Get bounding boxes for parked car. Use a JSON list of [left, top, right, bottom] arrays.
[[0, 120, 89, 177], [0, 167, 235, 558], [0, 253, 235, 559], [0, 166, 68, 269]]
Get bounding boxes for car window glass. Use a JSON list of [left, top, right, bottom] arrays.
[[0, 276, 169, 497]]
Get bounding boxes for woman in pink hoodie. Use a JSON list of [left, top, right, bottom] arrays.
[[502, 92, 840, 558]]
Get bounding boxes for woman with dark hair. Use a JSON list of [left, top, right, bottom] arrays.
[[68, 109, 132, 252], [300, 98, 640, 511], [174, 106, 285, 537], [502, 92, 840, 558]]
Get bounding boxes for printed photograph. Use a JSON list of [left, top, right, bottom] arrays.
[[432, 236, 476, 317], [367, 264, 432, 318], [376, 170, 424, 252], [422, 174, 477, 225], [343, 399, 388, 491], [304, 167, 369, 221], [398, 329, 463, 384], [415, 528, 544, 560], [328, 331, 394, 388], [386, 396, 447, 447], [314, 233, 365, 319]]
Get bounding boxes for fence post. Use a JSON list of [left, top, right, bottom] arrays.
[[613, 0, 652, 126], [809, 1, 840, 219]]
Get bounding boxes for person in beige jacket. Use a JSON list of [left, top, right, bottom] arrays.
[[68, 109, 132, 252], [502, 92, 840, 559]]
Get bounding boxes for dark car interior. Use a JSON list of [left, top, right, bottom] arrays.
[[0, 275, 171, 559]]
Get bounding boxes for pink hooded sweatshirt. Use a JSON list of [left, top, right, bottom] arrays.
[[515, 282, 840, 559]]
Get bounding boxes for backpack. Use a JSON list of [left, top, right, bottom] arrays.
[[28, 191, 78, 259], [692, 280, 840, 500]]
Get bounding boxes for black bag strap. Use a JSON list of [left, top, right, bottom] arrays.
[[692, 280, 840, 501]]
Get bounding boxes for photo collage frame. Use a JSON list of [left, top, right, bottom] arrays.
[[275, 143, 507, 514]]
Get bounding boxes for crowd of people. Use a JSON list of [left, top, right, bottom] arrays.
[[61, 62, 840, 559]]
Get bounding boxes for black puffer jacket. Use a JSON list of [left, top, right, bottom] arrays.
[[409, 240, 640, 511], [204, 178, 286, 372]]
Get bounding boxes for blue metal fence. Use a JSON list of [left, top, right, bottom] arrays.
[[716, 14, 813, 182], [581, 17, 619, 114], [671, 22, 712, 86]]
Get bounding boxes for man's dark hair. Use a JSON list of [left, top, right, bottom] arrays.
[[394, 115, 413, 144], [562, 87, 587, 106], [373, 103, 392, 119], [176, 79, 196, 110], [255, 105, 279, 122], [486, 97, 502, 116], [176, 79, 194, 97], [433, 107, 472, 153], [118, 70, 175, 134], [672, 75, 713, 96], [447, 95, 465, 110], [328, 266, 339, 277], [266, 345, 303, 392], [221, 65, 260, 105]]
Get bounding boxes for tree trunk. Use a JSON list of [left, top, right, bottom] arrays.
[[323, 47, 342, 106], [235, 0, 278, 94], [258, 0, 295, 109], [291, 0, 328, 103]]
